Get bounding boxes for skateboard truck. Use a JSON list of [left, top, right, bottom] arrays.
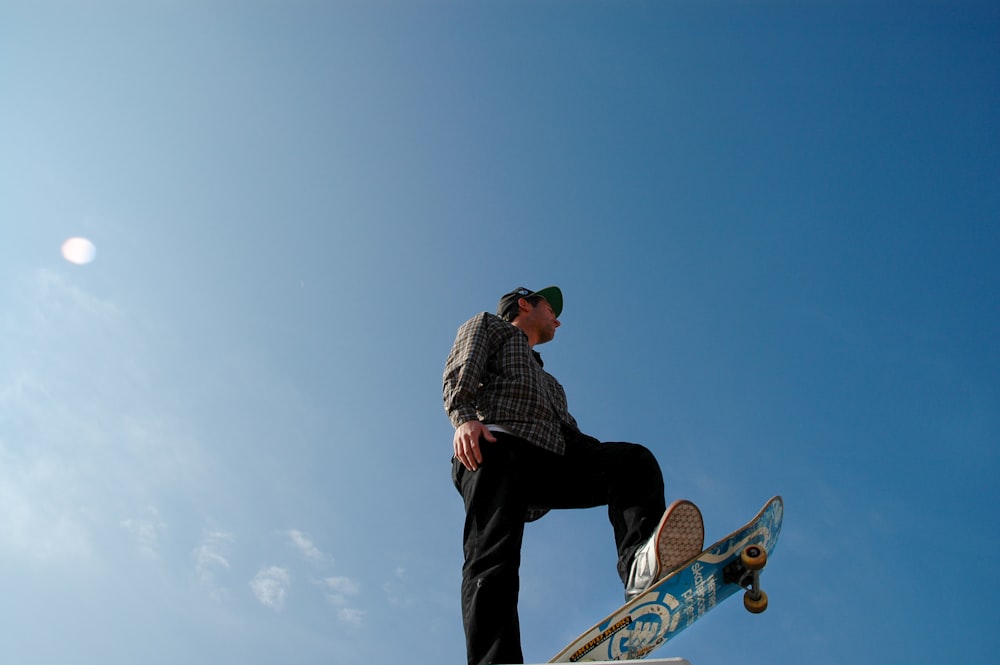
[[723, 545, 769, 614]]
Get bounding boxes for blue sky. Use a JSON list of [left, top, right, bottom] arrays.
[[2, 1, 997, 664]]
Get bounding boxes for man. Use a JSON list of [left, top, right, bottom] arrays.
[[443, 286, 705, 665]]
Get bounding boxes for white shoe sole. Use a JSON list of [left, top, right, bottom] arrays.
[[652, 499, 704, 575]]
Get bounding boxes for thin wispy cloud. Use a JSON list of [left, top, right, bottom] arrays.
[[321, 575, 361, 603], [383, 567, 413, 608], [250, 566, 291, 611], [0, 271, 119, 564], [0, 467, 95, 564], [121, 506, 167, 558], [0, 269, 207, 567], [18, 268, 121, 329], [282, 533, 371, 621], [321, 575, 363, 624], [287, 529, 326, 563], [194, 530, 234, 600], [337, 607, 365, 628]]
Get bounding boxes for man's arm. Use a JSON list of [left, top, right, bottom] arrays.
[[443, 313, 507, 471]]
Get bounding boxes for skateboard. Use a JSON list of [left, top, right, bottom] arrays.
[[549, 496, 783, 662], [532, 661, 691, 665]]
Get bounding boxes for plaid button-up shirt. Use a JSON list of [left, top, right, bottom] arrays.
[[443, 312, 582, 456]]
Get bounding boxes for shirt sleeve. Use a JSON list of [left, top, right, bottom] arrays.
[[443, 313, 509, 428]]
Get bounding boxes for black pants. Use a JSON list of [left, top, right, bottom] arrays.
[[451, 431, 666, 665]]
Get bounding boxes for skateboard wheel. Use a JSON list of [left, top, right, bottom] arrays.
[[741, 545, 767, 571], [743, 589, 768, 614]]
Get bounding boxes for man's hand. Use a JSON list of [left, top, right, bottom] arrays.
[[453, 421, 496, 471]]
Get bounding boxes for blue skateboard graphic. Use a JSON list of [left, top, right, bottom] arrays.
[[549, 496, 783, 662]]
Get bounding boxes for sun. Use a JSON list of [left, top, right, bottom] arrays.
[[61, 237, 97, 265]]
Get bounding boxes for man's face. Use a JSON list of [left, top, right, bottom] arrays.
[[520, 297, 561, 345]]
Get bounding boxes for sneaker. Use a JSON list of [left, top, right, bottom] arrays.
[[624, 499, 704, 602]]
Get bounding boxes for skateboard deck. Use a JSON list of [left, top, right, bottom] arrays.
[[531, 660, 691, 665], [549, 496, 783, 662]]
